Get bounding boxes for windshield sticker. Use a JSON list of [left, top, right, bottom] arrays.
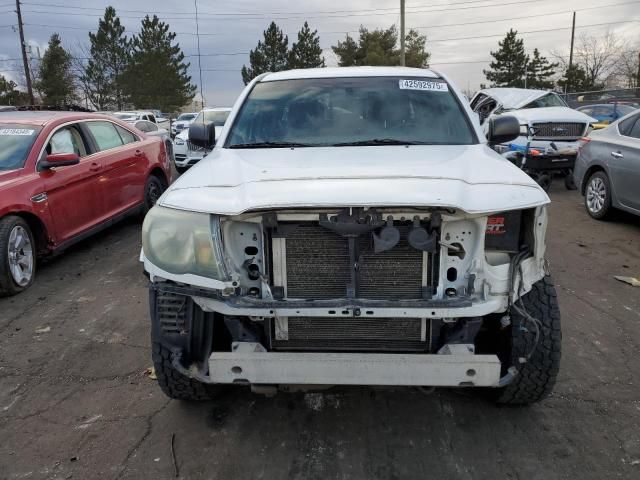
[[0, 128, 36, 136], [399, 79, 449, 92]]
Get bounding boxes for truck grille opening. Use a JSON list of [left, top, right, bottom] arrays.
[[156, 291, 188, 335], [532, 122, 586, 140], [271, 317, 429, 352], [280, 222, 435, 300]]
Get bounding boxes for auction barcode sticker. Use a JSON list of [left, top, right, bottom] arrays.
[[0, 128, 35, 136], [399, 79, 449, 92]]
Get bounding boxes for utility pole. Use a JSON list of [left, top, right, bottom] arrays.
[[400, 0, 405, 66], [567, 11, 576, 94], [15, 0, 34, 104]]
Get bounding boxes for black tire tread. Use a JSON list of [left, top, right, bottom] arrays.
[[152, 342, 219, 401], [497, 276, 562, 405]]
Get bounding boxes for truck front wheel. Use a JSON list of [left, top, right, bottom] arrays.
[[495, 276, 562, 405]]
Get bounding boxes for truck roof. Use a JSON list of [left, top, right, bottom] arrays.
[[261, 66, 439, 82]]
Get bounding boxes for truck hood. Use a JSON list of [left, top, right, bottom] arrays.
[[160, 144, 549, 215], [507, 107, 596, 124]]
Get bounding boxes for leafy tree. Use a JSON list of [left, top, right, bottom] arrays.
[[332, 34, 359, 66], [82, 7, 131, 110], [404, 29, 430, 68], [0, 75, 29, 105], [332, 26, 430, 67], [241, 22, 289, 84], [289, 22, 325, 69], [525, 48, 557, 89], [36, 34, 76, 105], [557, 64, 603, 92], [484, 29, 528, 87], [122, 15, 195, 112]]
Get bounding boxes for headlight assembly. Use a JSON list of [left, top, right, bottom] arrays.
[[142, 206, 227, 280]]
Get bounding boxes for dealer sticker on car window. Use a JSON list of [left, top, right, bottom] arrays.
[[399, 79, 449, 92], [0, 128, 35, 136]]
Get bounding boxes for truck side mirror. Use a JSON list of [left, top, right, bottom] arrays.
[[487, 115, 520, 145], [188, 123, 216, 149]]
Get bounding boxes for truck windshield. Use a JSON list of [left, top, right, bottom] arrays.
[[522, 93, 567, 109], [226, 77, 476, 148], [194, 110, 230, 126], [0, 124, 42, 170]]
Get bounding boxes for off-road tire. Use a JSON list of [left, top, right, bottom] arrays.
[[496, 276, 562, 405], [152, 342, 221, 401], [0, 216, 36, 297]]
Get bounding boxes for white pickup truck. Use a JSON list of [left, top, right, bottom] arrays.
[[141, 67, 561, 405]]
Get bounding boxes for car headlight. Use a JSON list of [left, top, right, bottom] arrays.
[[142, 206, 227, 279], [174, 138, 185, 145]]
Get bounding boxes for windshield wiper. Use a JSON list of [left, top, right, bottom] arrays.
[[228, 141, 313, 149], [331, 138, 427, 146]]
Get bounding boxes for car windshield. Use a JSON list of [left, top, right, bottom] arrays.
[[177, 114, 196, 121], [226, 77, 475, 148], [522, 93, 567, 109], [194, 110, 230, 126], [616, 105, 637, 116], [0, 124, 42, 170]]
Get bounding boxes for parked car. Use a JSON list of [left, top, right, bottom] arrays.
[[150, 110, 170, 129], [127, 119, 174, 163], [113, 111, 169, 130], [470, 88, 596, 190], [576, 103, 637, 129], [170, 112, 197, 136], [574, 110, 640, 219], [174, 107, 231, 173], [0, 111, 171, 296], [142, 67, 561, 406], [172, 128, 189, 172], [0, 106, 17, 112]]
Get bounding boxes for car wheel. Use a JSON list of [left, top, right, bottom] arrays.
[[0, 216, 36, 296], [533, 172, 552, 192], [564, 173, 577, 190], [495, 276, 562, 405], [143, 175, 166, 215], [584, 171, 611, 220], [175, 165, 188, 175]]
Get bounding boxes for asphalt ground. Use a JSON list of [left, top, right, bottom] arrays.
[[1, 181, 639, 480]]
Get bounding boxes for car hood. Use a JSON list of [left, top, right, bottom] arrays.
[[506, 107, 596, 124], [159, 145, 549, 215]]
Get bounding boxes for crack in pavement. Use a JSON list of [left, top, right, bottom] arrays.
[[114, 398, 172, 480]]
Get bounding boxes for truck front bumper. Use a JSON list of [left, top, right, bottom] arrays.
[[204, 343, 502, 387]]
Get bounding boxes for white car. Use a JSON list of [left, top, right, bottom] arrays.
[[129, 119, 174, 162], [470, 88, 596, 190], [173, 107, 231, 173], [113, 111, 170, 131], [142, 67, 560, 406], [171, 112, 197, 136]]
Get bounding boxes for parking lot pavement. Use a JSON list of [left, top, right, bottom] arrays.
[[1, 183, 639, 480]]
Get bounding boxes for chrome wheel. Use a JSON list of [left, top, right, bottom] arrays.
[[7, 225, 34, 287], [586, 177, 606, 214]]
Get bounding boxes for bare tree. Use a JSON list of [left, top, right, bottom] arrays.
[[574, 31, 622, 87], [613, 43, 640, 88]]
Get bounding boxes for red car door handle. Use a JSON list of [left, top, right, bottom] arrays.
[[89, 162, 101, 171], [135, 150, 144, 157]]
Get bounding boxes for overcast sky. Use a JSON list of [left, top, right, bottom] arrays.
[[1, 0, 638, 108]]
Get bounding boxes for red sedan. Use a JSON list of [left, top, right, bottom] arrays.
[[0, 111, 172, 295]]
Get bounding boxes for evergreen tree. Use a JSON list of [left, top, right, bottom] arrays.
[[0, 75, 29, 105], [289, 22, 325, 69], [525, 48, 557, 89], [332, 34, 359, 66], [241, 22, 289, 85], [122, 15, 195, 112], [404, 29, 430, 68], [82, 7, 131, 110], [332, 26, 430, 67], [36, 34, 76, 105], [557, 64, 603, 92], [484, 29, 528, 87]]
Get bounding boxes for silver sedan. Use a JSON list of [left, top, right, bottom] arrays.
[[574, 110, 640, 219]]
